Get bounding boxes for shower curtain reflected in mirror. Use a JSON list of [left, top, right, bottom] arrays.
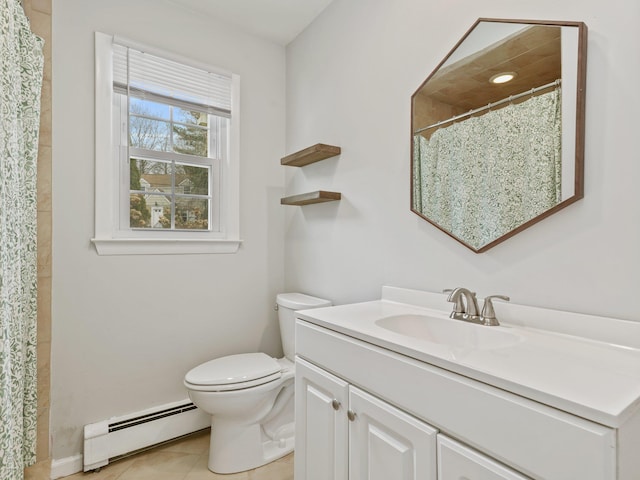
[[0, 0, 44, 478], [413, 89, 562, 250]]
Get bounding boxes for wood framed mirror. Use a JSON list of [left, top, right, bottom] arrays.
[[411, 19, 587, 253]]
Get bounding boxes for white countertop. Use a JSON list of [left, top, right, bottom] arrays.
[[295, 287, 640, 428]]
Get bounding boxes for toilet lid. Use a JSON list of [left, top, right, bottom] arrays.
[[185, 352, 281, 386]]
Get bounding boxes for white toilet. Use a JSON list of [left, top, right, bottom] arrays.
[[184, 292, 331, 474]]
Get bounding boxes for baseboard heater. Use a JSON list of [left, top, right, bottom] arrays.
[[83, 399, 209, 471]]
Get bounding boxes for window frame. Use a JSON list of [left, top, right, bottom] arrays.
[[93, 32, 241, 255], [116, 93, 221, 235]]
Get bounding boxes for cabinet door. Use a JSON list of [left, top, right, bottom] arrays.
[[438, 435, 530, 480], [349, 386, 438, 480], [295, 357, 349, 480]]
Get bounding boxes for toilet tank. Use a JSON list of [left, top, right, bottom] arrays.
[[276, 293, 331, 360]]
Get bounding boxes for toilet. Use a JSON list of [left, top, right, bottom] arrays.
[[184, 292, 331, 474]]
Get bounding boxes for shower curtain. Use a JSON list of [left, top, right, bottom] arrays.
[[0, 0, 44, 478], [413, 89, 561, 250]]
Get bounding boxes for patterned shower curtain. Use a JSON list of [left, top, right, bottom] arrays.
[[0, 0, 44, 478], [413, 89, 561, 250]]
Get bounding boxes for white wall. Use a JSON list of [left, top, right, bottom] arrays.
[[285, 0, 640, 320], [52, 0, 286, 459]]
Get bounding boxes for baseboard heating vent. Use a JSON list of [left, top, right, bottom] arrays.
[[83, 399, 209, 472]]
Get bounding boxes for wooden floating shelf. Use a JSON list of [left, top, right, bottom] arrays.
[[280, 190, 341, 206], [281, 144, 341, 167]]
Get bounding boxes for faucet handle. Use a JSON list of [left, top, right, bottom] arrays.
[[481, 295, 510, 326]]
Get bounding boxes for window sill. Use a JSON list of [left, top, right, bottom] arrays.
[[91, 237, 242, 255]]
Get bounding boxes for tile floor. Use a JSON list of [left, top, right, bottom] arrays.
[[64, 430, 293, 480]]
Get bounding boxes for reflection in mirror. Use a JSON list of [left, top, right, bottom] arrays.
[[411, 19, 586, 252]]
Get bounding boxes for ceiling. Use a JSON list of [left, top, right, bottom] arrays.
[[413, 25, 562, 133], [420, 25, 561, 111], [167, 0, 336, 45]]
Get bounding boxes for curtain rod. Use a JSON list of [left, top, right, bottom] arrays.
[[414, 79, 561, 135]]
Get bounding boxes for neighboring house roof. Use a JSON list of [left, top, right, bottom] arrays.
[[140, 174, 193, 188], [144, 188, 171, 206]]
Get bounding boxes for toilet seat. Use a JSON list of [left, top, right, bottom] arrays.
[[185, 352, 283, 392]]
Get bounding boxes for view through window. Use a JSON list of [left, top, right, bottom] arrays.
[[126, 96, 223, 231]]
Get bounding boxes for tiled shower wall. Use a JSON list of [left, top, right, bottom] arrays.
[[23, 0, 52, 478]]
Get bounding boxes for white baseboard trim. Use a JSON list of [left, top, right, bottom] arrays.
[[51, 454, 83, 479]]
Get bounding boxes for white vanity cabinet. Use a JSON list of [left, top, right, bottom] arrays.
[[294, 314, 629, 480], [295, 354, 529, 480], [294, 286, 640, 479], [295, 356, 438, 480]]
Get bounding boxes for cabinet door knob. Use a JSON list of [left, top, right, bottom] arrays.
[[347, 409, 357, 421], [331, 399, 341, 411]]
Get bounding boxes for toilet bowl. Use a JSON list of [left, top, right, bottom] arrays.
[[184, 292, 331, 474]]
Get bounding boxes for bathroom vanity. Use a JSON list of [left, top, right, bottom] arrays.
[[294, 287, 640, 480]]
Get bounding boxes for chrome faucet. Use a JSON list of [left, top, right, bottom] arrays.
[[444, 288, 510, 326], [444, 288, 481, 323]]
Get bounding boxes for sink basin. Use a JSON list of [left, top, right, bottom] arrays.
[[375, 314, 522, 350]]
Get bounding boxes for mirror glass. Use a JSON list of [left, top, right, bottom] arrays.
[[411, 19, 586, 252]]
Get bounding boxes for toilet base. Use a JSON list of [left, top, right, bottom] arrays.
[[208, 417, 294, 474]]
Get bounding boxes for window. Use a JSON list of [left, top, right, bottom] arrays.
[[93, 33, 241, 255], [123, 97, 219, 232]]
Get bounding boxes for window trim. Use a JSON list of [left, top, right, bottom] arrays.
[[93, 32, 241, 255]]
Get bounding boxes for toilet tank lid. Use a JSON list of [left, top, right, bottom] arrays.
[[277, 293, 331, 310], [185, 352, 281, 386]]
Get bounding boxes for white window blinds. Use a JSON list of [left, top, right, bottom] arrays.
[[113, 42, 232, 117]]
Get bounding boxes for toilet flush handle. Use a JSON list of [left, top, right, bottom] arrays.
[[274, 304, 279, 311]]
